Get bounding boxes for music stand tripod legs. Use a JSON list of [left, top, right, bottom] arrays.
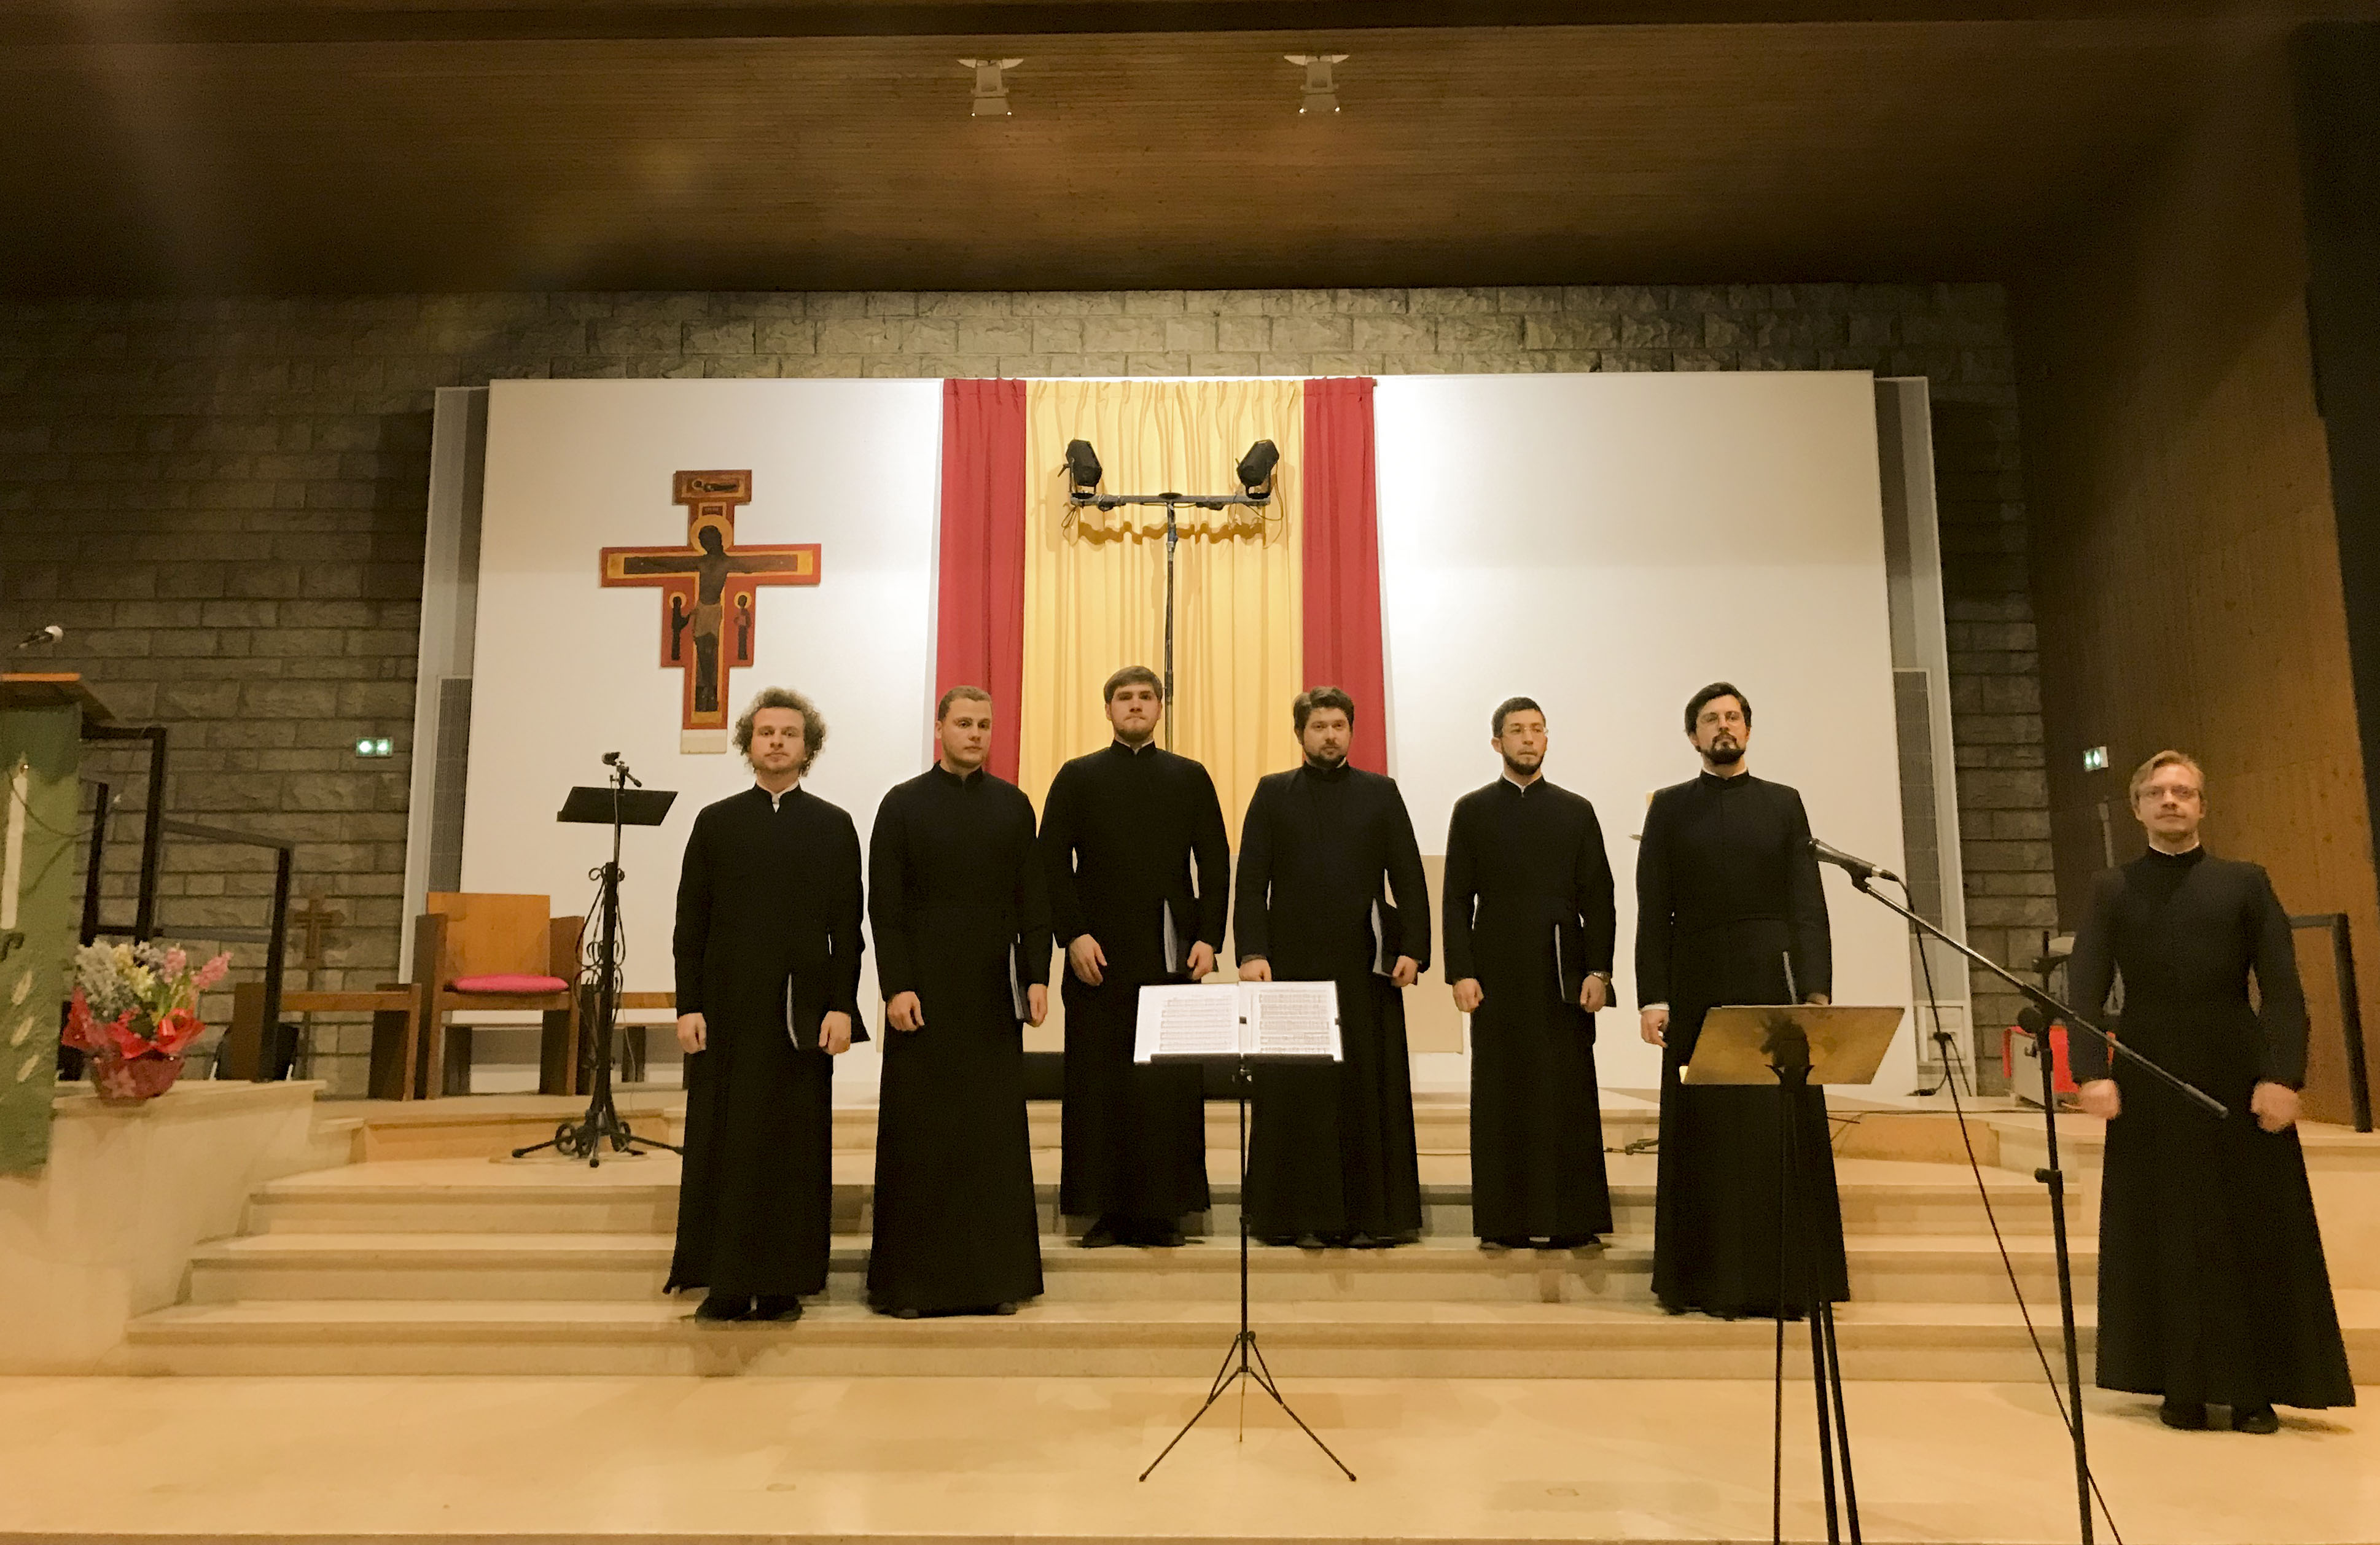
[[1769, 1048, 1859, 1545], [1139, 1058, 1356, 1483], [514, 763, 682, 1167]]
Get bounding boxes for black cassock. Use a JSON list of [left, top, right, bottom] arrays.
[[865, 765, 1051, 1314], [1635, 769, 1845, 1318], [1039, 740, 1231, 1224], [668, 784, 866, 1300], [1443, 776, 1618, 1242], [2068, 846, 2355, 1410], [1236, 760, 1430, 1242]]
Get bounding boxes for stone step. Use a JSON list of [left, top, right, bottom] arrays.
[[187, 1228, 2094, 1307], [127, 1291, 2380, 1380], [241, 1155, 2063, 1242]]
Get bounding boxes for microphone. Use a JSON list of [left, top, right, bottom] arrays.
[[1808, 836, 1900, 885], [601, 751, 642, 787], [12, 625, 63, 651]]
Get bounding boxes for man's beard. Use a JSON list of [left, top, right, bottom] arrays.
[[1305, 747, 1348, 769], [1502, 752, 1540, 779], [1704, 740, 1745, 766]]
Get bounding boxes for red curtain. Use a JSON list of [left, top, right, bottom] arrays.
[[934, 378, 1029, 781], [1302, 377, 1390, 772]]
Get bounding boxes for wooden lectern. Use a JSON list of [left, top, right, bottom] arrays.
[[0, 674, 114, 1175]]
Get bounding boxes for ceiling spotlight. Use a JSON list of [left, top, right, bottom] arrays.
[[1236, 440, 1280, 502], [960, 57, 1023, 118], [1286, 53, 1347, 115], [1064, 439, 1102, 504]]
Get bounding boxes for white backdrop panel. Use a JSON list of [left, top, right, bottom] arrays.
[[1375, 372, 1914, 1092], [464, 379, 943, 1079]]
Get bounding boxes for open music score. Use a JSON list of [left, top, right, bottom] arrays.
[[1133, 981, 1343, 1062]]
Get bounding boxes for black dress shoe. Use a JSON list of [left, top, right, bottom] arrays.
[[693, 1293, 753, 1322], [1317, 1232, 1356, 1250], [1078, 1223, 1122, 1248], [993, 1301, 1021, 1315], [1483, 1235, 1532, 1251], [751, 1295, 804, 1322], [1258, 1233, 1301, 1247], [1296, 1232, 1331, 1250], [1546, 1234, 1599, 1250], [2159, 1400, 2209, 1430], [877, 1304, 923, 1320], [1145, 1224, 1187, 1248], [2231, 1404, 2280, 1434]]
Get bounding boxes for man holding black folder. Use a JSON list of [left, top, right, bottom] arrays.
[[1039, 666, 1231, 1249], [1443, 696, 1618, 1251], [1236, 686, 1430, 1249], [865, 686, 1051, 1317]]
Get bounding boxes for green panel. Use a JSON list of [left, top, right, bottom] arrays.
[[0, 705, 79, 1175]]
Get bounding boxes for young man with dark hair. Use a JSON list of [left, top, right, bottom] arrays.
[[1038, 664, 1231, 1248], [865, 685, 1051, 1318], [1635, 681, 1845, 1319], [1443, 696, 1617, 1250], [668, 687, 865, 1323], [1236, 687, 1430, 1248], [2068, 750, 2353, 1432]]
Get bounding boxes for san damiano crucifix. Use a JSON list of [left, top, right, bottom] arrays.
[[599, 471, 821, 753]]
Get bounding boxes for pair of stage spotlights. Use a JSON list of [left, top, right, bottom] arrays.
[[1063, 438, 1281, 512]]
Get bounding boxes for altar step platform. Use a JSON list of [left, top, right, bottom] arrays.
[[116, 1089, 2380, 1380]]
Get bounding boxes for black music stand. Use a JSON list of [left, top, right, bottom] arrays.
[[1686, 1002, 1903, 1545], [1136, 987, 1355, 1484], [513, 765, 677, 1166]]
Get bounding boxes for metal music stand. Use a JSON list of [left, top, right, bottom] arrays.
[[1686, 1002, 1903, 1545], [1136, 986, 1356, 1484], [513, 762, 678, 1166]]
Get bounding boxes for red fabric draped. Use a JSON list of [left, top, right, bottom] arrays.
[[1301, 376, 1390, 772], [934, 378, 1029, 781]]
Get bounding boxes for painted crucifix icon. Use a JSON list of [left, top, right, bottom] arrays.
[[599, 470, 821, 753]]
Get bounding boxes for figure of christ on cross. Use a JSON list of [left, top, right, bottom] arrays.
[[600, 470, 821, 753]]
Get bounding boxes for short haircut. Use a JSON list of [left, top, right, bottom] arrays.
[[733, 686, 827, 769], [1491, 696, 1543, 738], [937, 683, 992, 720], [1684, 681, 1751, 734], [1103, 664, 1162, 703], [2129, 749, 2206, 804], [1293, 685, 1357, 734]]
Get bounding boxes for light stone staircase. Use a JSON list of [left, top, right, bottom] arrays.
[[120, 1094, 2380, 1378]]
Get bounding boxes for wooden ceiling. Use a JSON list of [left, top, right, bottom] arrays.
[[0, 2, 2366, 295]]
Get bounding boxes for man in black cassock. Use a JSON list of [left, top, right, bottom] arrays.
[[669, 687, 865, 1323], [2069, 750, 2355, 1433], [1636, 681, 1846, 1319], [1444, 696, 1617, 1251], [1238, 686, 1430, 1249], [1039, 664, 1230, 1248], [866, 686, 1051, 1317]]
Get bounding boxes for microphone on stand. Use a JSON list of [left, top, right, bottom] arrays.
[[601, 751, 642, 787], [1808, 836, 1901, 885], [12, 625, 63, 651]]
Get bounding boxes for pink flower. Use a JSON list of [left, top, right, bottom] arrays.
[[163, 947, 189, 979], [192, 954, 231, 992]]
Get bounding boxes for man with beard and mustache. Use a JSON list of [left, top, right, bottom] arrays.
[[1039, 665, 1231, 1249], [1635, 681, 1846, 1319], [668, 687, 865, 1323], [1236, 686, 1430, 1248], [865, 685, 1051, 1318], [1443, 696, 1618, 1251]]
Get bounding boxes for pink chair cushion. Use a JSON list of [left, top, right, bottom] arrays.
[[449, 973, 570, 994]]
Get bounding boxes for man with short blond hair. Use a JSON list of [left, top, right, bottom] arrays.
[[2068, 750, 2353, 1431]]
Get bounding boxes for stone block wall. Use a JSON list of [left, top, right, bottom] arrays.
[[0, 284, 2042, 1094]]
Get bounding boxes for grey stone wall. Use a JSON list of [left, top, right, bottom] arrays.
[[0, 284, 2043, 1094]]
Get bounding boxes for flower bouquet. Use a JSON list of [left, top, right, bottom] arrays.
[[64, 942, 232, 1105]]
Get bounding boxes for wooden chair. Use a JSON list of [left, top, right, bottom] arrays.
[[372, 893, 585, 1100], [223, 981, 419, 1084]]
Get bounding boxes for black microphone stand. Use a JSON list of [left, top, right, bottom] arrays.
[[1832, 861, 2223, 1545], [514, 757, 681, 1167]]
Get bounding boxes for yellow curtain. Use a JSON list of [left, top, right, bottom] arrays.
[[1020, 379, 1305, 832]]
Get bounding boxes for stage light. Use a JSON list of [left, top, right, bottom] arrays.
[[960, 57, 1023, 118], [1285, 53, 1347, 115], [1064, 439, 1102, 504], [1236, 440, 1280, 502]]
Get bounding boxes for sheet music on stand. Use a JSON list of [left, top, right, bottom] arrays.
[[1133, 981, 1343, 1062]]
